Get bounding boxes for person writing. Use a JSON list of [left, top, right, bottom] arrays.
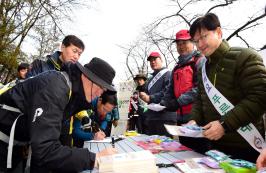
[[0, 58, 117, 172]]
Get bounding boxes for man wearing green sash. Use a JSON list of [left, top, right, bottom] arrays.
[[188, 13, 266, 162]]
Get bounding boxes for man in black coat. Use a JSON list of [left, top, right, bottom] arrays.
[[0, 58, 117, 173]]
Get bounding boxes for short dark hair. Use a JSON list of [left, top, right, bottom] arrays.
[[101, 90, 118, 106], [62, 35, 85, 51], [17, 63, 29, 72], [190, 13, 221, 38]]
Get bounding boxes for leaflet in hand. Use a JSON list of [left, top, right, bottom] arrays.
[[164, 124, 204, 138], [147, 103, 165, 112]]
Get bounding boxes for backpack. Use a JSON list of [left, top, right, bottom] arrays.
[[0, 71, 72, 170]]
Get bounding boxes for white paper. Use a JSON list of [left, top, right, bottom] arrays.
[[86, 137, 114, 143], [164, 124, 204, 138], [147, 103, 165, 111]]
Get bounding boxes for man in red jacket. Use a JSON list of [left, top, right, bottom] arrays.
[[161, 29, 204, 124]]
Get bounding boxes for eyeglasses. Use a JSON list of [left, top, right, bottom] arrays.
[[192, 33, 209, 45]]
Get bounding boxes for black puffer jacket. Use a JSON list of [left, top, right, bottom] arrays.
[[0, 64, 95, 173]]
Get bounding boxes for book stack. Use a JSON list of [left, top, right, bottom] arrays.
[[97, 150, 158, 173]]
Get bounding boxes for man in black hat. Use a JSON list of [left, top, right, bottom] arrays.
[[131, 74, 147, 133], [133, 74, 147, 92], [0, 58, 117, 173]]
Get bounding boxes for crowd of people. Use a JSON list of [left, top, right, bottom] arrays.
[[0, 12, 266, 173], [127, 12, 266, 170]]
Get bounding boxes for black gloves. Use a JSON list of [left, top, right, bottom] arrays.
[[160, 99, 179, 112], [81, 116, 100, 132], [81, 116, 92, 132], [91, 121, 101, 133]]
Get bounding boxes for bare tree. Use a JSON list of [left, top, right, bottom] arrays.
[[0, 0, 87, 83], [29, 19, 62, 61], [122, 0, 266, 81]]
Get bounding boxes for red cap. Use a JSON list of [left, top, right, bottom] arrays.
[[175, 29, 191, 41], [147, 52, 161, 61]]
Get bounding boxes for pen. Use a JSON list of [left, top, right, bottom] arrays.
[[111, 136, 115, 148]]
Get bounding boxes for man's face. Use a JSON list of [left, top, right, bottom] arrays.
[[18, 68, 28, 79], [61, 44, 83, 63], [98, 101, 115, 118], [192, 27, 222, 56], [149, 57, 163, 71], [176, 40, 194, 56], [135, 78, 145, 86], [81, 74, 106, 103]]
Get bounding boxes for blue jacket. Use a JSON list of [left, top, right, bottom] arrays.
[[73, 97, 119, 141], [26, 51, 62, 78], [144, 68, 177, 121]]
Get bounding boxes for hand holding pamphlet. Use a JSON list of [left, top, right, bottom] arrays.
[[147, 103, 165, 112], [164, 124, 204, 138]]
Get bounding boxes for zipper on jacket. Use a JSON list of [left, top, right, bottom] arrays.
[[214, 73, 217, 87]]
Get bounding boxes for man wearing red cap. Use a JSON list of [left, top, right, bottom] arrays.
[[139, 52, 176, 136], [161, 29, 205, 124], [160, 29, 206, 152]]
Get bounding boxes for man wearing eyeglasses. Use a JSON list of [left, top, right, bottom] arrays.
[[187, 13, 266, 162], [72, 91, 119, 148]]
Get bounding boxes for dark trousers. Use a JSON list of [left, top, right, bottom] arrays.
[[104, 122, 112, 137], [179, 137, 212, 154], [179, 137, 259, 163], [212, 143, 259, 163], [136, 116, 144, 133], [145, 120, 176, 137], [128, 116, 139, 131]]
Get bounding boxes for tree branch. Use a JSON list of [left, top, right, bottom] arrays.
[[206, 0, 235, 13], [236, 33, 250, 48], [226, 13, 266, 41]]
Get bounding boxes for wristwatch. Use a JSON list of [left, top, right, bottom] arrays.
[[219, 120, 229, 132]]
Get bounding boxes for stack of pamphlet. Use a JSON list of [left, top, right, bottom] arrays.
[[175, 158, 225, 173], [97, 150, 158, 173]]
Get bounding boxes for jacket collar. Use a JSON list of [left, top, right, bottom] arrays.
[[207, 40, 230, 64], [178, 50, 197, 65], [47, 51, 63, 70], [63, 63, 91, 116], [152, 67, 166, 76]]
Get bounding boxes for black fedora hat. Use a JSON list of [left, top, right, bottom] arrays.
[[76, 58, 116, 91]]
